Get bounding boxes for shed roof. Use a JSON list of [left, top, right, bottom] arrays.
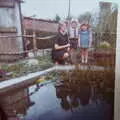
[[23, 17, 58, 33]]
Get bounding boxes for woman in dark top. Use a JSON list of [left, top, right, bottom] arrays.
[[52, 22, 70, 65]]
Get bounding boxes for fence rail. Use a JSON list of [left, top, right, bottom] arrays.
[[0, 34, 56, 39], [0, 65, 106, 94], [0, 34, 55, 62], [0, 31, 117, 62]]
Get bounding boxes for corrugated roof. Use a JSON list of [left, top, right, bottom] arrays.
[[23, 17, 58, 33], [24, 17, 58, 23]]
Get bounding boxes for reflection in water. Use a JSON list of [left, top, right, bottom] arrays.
[[57, 83, 89, 109], [55, 78, 91, 111], [0, 69, 114, 120], [0, 88, 35, 120], [56, 69, 114, 119]]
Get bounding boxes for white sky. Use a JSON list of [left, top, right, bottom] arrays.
[[21, 0, 120, 19]]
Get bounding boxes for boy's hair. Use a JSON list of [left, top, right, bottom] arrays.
[[71, 19, 78, 26], [71, 21, 77, 25]]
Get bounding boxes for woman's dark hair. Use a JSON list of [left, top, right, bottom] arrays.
[[58, 21, 67, 32], [58, 23, 63, 32]]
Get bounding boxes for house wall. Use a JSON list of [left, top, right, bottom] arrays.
[[14, 0, 23, 52], [0, 0, 23, 61]]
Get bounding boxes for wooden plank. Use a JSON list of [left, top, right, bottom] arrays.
[[0, 65, 106, 94], [0, 67, 55, 94], [55, 65, 105, 71], [0, 28, 17, 33]]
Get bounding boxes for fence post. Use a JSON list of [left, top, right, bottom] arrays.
[[32, 17, 37, 57], [33, 31, 37, 57]]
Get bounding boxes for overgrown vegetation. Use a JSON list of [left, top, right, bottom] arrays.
[[0, 54, 53, 79], [59, 67, 115, 105]]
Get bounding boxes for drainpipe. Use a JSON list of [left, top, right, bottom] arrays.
[[18, 1, 26, 57], [114, 3, 120, 120]]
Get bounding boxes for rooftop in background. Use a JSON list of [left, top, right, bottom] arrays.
[[0, 0, 24, 8], [23, 17, 58, 33], [0, 0, 24, 3], [24, 17, 58, 23]]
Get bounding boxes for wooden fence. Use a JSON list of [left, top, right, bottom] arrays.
[[0, 35, 56, 62]]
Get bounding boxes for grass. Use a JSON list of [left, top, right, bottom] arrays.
[[0, 54, 54, 79]]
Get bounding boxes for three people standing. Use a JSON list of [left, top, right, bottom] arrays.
[[52, 20, 92, 65]]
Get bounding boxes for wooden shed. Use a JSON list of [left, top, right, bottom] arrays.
[[23, 17, 58, 50]]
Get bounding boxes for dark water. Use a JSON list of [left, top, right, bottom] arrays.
[[0, 79, 113, 120]]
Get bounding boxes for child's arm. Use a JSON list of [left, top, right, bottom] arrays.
[[78, 34, 80, 48]]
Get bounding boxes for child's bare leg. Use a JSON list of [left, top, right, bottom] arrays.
[[81, 49, 85, 63], [85, 49, 88, 63]]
